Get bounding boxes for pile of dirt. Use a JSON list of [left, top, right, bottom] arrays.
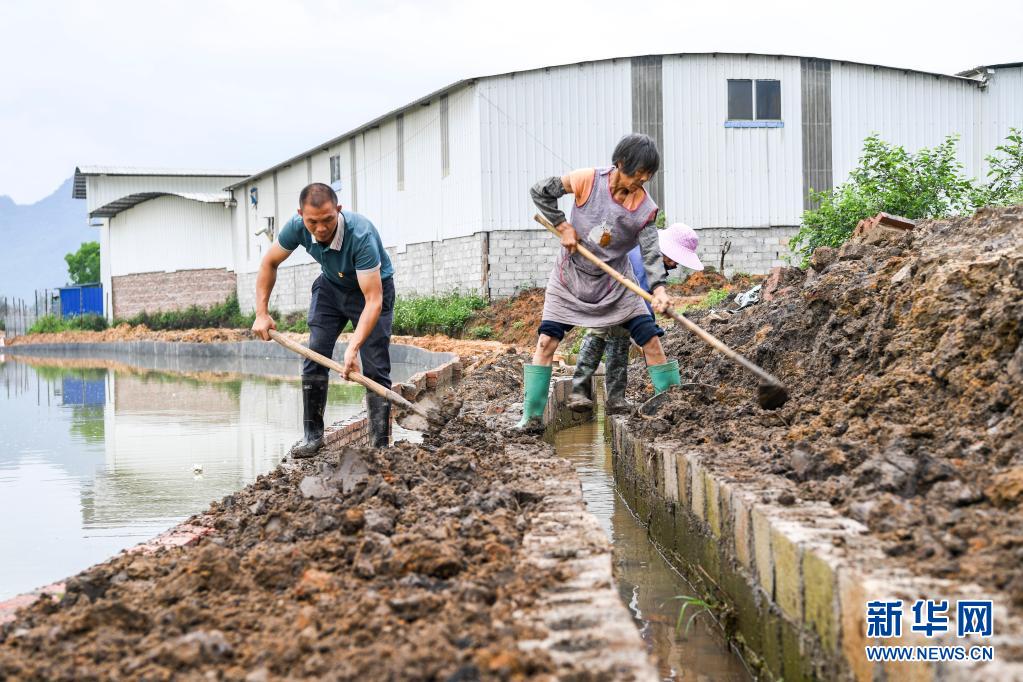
[[9, 324, 252, 345], [0, 354, 563, 680], [465, 288, 546, 347], [627, 206, 1023, 602]]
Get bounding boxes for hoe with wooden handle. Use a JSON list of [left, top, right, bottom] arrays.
[[268, 329, 433, 421], [533, 214, 789, 409]]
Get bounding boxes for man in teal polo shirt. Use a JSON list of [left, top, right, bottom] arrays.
[[252, 183, 395, 456]]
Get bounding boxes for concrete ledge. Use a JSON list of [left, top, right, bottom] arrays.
[[609, 419, 1023, 681], [512, 374, 657, 679]]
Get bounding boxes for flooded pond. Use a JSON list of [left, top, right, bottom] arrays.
[[0, 353, 428, 601], [554, 406, 751, 680]]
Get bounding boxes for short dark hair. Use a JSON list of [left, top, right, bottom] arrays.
[[299, 182, 338, 208], [612, 133, 660, 176]]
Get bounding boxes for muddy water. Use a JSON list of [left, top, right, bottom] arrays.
[[0, 356, 424, 601], [554, 408, 750, 681]]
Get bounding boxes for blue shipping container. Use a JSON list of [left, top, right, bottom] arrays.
[[59, 285, 103, 318]]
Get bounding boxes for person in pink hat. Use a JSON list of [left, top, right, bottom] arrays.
[[566, 221, 704, 414], [659, 223, 704, 272]]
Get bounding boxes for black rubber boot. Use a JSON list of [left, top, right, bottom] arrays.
[[566, 334, 607, 413], [367, 394, 391, 448], [292, 376, 328, 459], [604, 335, 634, 415]]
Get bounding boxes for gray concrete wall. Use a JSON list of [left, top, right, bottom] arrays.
[[694, 225, 799, 276], [237, 224, 795, 311]]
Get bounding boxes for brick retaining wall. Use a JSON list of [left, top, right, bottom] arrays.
[[608, 416, 1023, 681], [113, 268, 237, 319]]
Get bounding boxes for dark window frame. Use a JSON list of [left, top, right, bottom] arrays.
[[329, 154, 341, 184], [396, 114, 405, 191], [726, 79, 783, 124]]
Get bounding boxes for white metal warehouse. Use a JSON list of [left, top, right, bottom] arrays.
[[73, 167, 248, 319], [228, 52, 1022, 313], [74, 53, 1023, 318]]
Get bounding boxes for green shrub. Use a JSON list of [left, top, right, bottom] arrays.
[[117, 294, 255, 330], [467, 325, 494, 340], [699, 288, 730, 309], [27, 314, 108, 334], [789, 129, 1023, 266], [391, 292, 488, 336], [511, 320, 526, 330], [277, 312, 309, 334], [972, 128, 1023, 207]]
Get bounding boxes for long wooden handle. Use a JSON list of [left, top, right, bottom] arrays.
[[532, 214, 786, 390], [267, 330, 429, 418]]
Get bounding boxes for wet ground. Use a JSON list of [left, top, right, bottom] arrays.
[[0, 355, 426, 601], [554, 405, 750, 681]]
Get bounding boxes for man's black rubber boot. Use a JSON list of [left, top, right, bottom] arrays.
[[292, 376, 328, 459], [604, 335, 634, 415], [367, 393, 392, 448], [566, 334, 606, 413]]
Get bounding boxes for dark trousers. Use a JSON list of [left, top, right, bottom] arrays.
[[304, 275, 395, 389]]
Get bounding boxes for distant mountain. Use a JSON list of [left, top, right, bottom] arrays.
[[0, 177, 92, 302]]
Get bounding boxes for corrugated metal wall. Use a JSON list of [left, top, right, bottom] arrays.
[[980, 67, 1023, 158], [233, 85, 482, 275], [631, 55, 665, 205], [478, 60, 634, 229], [800, 58, 833, 208], [108, 196, 233, 276], [661, 54, 805, 229], [84, 175, 240, 215], [830, 62, 989, 183]]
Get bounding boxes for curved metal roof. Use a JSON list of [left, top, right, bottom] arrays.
[[88, 191, 234, 219], [73, 166, 250, 199]]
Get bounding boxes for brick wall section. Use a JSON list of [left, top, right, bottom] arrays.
[[236, 226, 799, 313], [237, 262, 320, 315], [486, 229, 561, 298], [386, 233, 485, 297], [112, 269, 237, 319], [694, 226, 800, 276]]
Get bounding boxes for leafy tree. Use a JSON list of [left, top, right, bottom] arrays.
[[65, 241, 100, 285]]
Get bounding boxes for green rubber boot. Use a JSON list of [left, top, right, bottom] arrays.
[[515, 364, 553, 430], [647, 360, 681, 394]]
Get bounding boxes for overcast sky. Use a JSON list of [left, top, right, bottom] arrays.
[[1, 0, 1020, 204]]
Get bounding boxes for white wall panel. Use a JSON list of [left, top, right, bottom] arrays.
[[108, 196, 233, 276], [662, 54, 804, 229], [479, 60, 633, 229], [830, 63, 986, 184]]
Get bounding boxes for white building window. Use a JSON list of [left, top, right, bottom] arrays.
[[329, 154, 341, 184], [440, 94, 450, 178], [726, 79, 783, 128], [396, 114, 405, 191]]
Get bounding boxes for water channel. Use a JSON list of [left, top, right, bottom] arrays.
[[553, 405, 751, 680]]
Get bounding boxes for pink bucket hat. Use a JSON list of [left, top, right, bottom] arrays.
[[658, 223, 704, 271]]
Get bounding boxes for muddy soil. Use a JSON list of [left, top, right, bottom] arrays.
[[0, 353, 576, 681], [626, 207, 1023, 605]]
